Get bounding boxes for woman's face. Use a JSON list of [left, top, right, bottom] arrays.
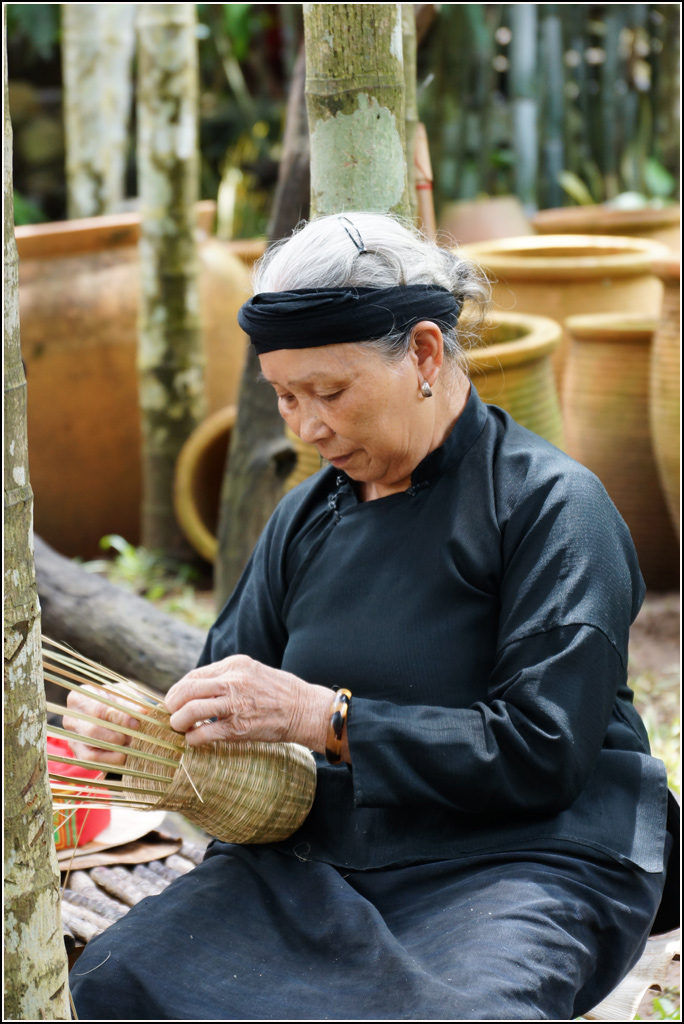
[[259, 332, 446, 498]]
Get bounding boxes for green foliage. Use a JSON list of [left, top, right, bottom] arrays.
[[82, 535, 199, 602], [635, 989, 682, 1020], [5, 4, 60, 63], [12, 189, 47, 225]]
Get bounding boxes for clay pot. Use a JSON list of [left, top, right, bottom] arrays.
[[649, 255, 680, 537], [532, 204, 680, 253], [467, 312, 564, 449], [563, 313, 678, 591], [174, 409, 320, 563], [439, 196, 533, 245], [460, 235, 669, 388], [16, 204, 252, 558]]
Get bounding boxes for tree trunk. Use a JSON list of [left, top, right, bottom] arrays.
[[214, 46, 309, 608], [304, 2, 410, 218], [402, 3, 418, 220], [61, 3, 136, 218], [3, 14, 70, 1018], [137, 3, 206, 555], [540, 4, 565, 209], [35, 536, 205, 697], [509, 4, 539, 213]]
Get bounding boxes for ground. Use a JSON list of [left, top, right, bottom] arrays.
[[628, 592, 680, 1022]]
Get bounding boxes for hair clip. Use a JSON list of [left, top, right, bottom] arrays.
[[338, 216, 367, 254]]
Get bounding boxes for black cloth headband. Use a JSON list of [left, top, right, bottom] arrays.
[[237, 285, 463, 355]]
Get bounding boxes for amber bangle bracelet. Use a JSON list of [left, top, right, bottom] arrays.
[[325, 689, 352, 765]]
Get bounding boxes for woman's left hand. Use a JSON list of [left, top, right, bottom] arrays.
[[164, 655, 332, 754]]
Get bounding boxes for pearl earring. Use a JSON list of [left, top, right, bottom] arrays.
[[421, 380, 433, 398]]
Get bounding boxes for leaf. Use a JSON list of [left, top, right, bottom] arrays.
[[558, 171, 595, 206], [644, 158, 676, 200], [99, 534, 135, 557]]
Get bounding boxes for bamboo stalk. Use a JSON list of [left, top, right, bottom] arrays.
[[165, 854, 197, 875], [145, 860, 183, 883], [179, 840, 209, 865], [63, 888, 128, 924], [60, 901, 107, 944], [133, 864, 171, 893], [47, 725, 179, 768], [90, 865, 159, 905], [46, 752, 175, 785]]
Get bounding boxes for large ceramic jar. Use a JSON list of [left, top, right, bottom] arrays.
[[532, 204, 680, 253], [649, 255, 680, 537], [460, 234, 669, 388], [563, 313, 678, 591], [466, 311, 564, 449], [16, 205, 252, 557], [174, 408, 319, 563]]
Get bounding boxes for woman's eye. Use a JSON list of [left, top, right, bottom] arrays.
[[277, 393, 296, 406], [320, 390, 344, 402]]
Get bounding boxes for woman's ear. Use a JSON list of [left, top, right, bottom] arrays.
[[410, 321, 444, 387]]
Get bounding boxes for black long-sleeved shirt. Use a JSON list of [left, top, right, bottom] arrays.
[[199, 387, 668, 873]]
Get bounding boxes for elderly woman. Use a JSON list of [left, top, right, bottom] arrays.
[[68, 213, 672, 1022]]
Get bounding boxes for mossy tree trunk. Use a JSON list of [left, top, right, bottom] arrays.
[[214, 46, 308, 608], [402, 3, 418, 220], [61, 3, 136, 219], [304, 2, 410, 218], [3, 13, 70, 1019], [216, 6, 412, 606], [137, 3, 205, 555]]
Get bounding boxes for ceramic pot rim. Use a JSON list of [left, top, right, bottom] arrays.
[[460, 234, 671, 280], [174, 404, 237, 564], [466, 311, 562, 369], [15, 201, 217, 260], [532, 204, 681, 233], [564, 312, 658, 344]]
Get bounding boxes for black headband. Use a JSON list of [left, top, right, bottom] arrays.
[[237, 286, 463, 355]]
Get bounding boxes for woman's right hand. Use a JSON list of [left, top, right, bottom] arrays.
[[63, 686, 141, 767]]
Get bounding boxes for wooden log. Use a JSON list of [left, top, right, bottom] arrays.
[[35, 534, 206, 698], [90, 865, 159, 906], [63, 887, 128, 923]]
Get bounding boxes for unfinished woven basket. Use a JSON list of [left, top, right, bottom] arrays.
[[122, 707, 317, 844], [44, 637, 317, 845]]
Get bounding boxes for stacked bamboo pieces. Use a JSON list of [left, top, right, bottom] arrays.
[[60, 837, 208, 959], [44, 637, 317, 846]]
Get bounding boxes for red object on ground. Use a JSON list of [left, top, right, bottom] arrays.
[[48, 736, 111, 849]]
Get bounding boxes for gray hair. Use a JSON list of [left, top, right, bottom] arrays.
[[252, 212, 490, 368]]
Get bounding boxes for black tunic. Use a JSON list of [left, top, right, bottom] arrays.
[[71, 386, 670, 1021], [200, 385, 668, 874]]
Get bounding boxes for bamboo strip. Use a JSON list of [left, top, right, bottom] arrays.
[[42, 637, 164, 702], [45, 701, 179, 752], [47, 751, 175, 785], [43, 672, 166, 727], [48, 774, 163, 799], [51, 792, 157, 809], [47, 725, 179, 768]]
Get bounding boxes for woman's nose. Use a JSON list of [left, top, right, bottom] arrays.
[[296, 405, 334, 446]]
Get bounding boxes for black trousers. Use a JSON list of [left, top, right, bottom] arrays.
[[71, 841, 667, 1021]]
